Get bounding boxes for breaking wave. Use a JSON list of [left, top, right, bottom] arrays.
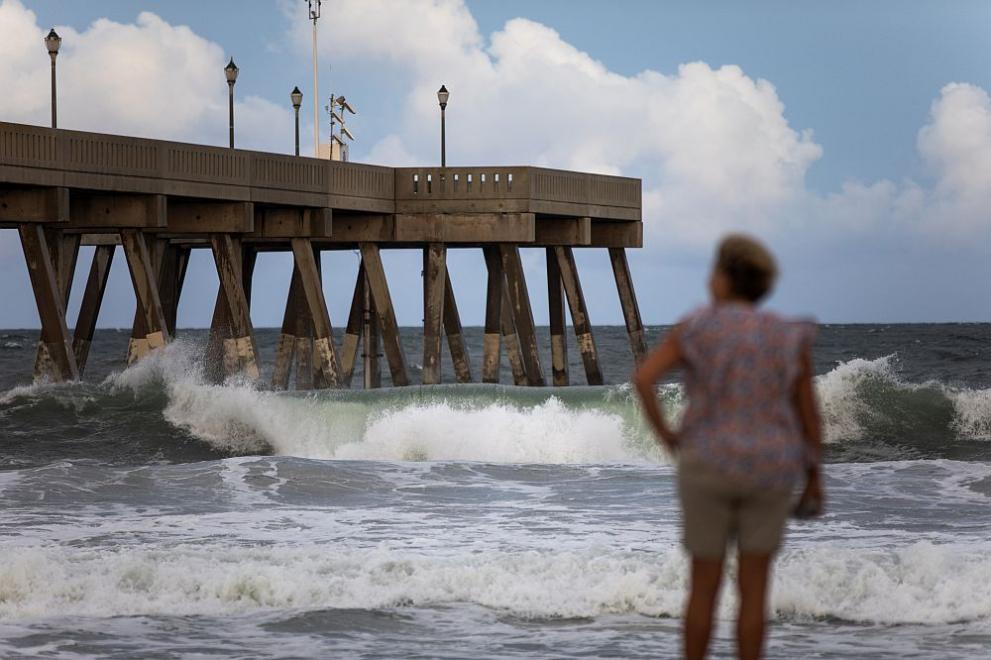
[[2, 343, 990, 464]]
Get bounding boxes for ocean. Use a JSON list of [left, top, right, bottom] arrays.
[[0, 324, 989, 659]]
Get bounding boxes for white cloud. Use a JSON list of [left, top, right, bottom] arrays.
[[287, 0, 991, 255], [916, 83, 991, 237], [289, 1, 823, 249], [0, 0, 289, 151]]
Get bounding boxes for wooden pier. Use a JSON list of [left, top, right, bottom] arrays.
[[0, 121, 646, 387]]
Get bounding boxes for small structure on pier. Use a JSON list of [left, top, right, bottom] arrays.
[[0, 121, 646, 387]]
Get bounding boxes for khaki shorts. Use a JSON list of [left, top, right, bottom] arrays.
[[677, 456, 793, 559]]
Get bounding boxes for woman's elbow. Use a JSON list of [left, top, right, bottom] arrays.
[[632, 370, 653, 397]]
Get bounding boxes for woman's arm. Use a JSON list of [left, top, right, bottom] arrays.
[[794, 346, 825, 515], [632, 329, 683, 453]]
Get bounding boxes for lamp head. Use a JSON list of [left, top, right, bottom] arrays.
[[45, 28, 61, 56], [437, 85, 449, 109], [290, 86, 303, 109], [224, 58, 239, 84]]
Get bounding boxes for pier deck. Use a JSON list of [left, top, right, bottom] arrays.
[[0, 121, 646, 387]]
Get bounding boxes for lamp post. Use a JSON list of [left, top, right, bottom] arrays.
[[44, 29, 61, 128], [225, 58, 238, 149], [291, 86, 303, 156], [437, 85, 449, 167]]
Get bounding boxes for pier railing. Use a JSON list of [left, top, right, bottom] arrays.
[[0, 122, 638, 220]]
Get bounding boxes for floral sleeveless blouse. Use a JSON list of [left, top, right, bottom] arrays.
[[677, 303, 817, 491]]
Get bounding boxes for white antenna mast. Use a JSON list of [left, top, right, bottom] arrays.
[[308, 0, 322, 157]]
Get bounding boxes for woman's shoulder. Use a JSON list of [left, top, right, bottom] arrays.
[[756, 309, 819, 343]]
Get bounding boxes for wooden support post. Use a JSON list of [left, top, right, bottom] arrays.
[[33, 230, 80, 375], [359, 243, 409, 387], [71, 244, 114, 374], [546, 247, 569, 386], [291, 238, 341, 387], [609, 247, 648, 363], [211, 234, 259, 379], [481, 247, 503, 384], [309, 246, 331, 390], [554, 246, 603, 386], [443, 271, 472, 383], [18, 224, 78, 382], [422, 243, 446, 385], [158, 244, 188, 338], [500, 245, 545, 386], [204, 288, 232, 379], [340, 261, 365, 387], [242, 246, 257, 306], [120, 229, 169, 364], [271, 266, 301, 390], [362, 272, 381, 389], [127, 237, 165, 365], [501, 287, 528, 386], [51, 231, 81, 306]]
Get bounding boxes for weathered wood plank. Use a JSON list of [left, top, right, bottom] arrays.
[[481, 247, 503, 384], [443, 270, 472, 383], [555, 246, 603, 386], [0, 187, 68, 224], [18, 224, 78, 381], [359, 243, 409, 387], [609, 247, 648, 363], [291, 238, 341, 387], [394, 213, 534, 243], [169, 201, 253, 234], [422, 244, 446, 385], [500, 245, 545, 386], [72, 244, 114, 374], [70, 194, 166, 230], [252, 207, 332, 239], [546, 247, 569, 386], [589, 221, 642, 248], [534, 217, 591, 246]]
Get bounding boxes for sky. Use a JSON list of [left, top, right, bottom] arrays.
[[1, 0, 990, 328]]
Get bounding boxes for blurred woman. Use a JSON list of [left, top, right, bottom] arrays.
[[633, 234, 823, 660]]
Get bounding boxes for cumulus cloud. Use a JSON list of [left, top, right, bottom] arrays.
[[287, 0, 991, 255], [0, 0, 289, 151], [287, 1, 823, 248], [0, 0, 294, 329], [916, 83, 991, 237]]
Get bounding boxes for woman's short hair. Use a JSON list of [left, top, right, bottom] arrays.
[[715, 234, 778, 302]]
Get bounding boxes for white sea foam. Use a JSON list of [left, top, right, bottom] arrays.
[[335, 398, 643, 464], [950, 386, 991, 440], [0, 541, 987, 624]]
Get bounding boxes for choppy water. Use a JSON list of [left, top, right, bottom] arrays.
[[0, 324, 989, 658]]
